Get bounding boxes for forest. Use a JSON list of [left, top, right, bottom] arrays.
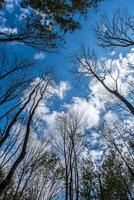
[[0, 0, 134, 199]]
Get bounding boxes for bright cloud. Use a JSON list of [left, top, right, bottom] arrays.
[[34, 52, 46, 60], [104, 110, 118, 122], [109, 50, 115, 56], [55, 81, 71, 99], [64, 97, 100, 128], [4, 0, 21, 13], [23, 79, 71, 131], [33, 81, 71, 128], [79, 48, 134, 123], [0, 27, 17, 34], [90, 149, 104, 163], [101, 49, 134, 96], [34, 102, 58, 130], [62, 48, 134, 130]]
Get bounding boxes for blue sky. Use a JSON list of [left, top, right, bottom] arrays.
[[1, 0, 134, 161]]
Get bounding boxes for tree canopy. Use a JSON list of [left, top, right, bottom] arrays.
[[0, 0, 101, 50]]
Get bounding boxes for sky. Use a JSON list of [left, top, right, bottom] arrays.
[[1, 0, 134, 162]]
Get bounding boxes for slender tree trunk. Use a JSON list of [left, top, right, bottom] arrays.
[[0, 82, 41, 148], [94, 72, 134, 116], [113, 142, 134, 178], [98, 174, 105, 200], [0, 81, 50, 194], [74, 147, 79, 200], [69, 143, 73, 200]]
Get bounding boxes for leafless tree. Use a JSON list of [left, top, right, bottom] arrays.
[[11, 138, 63, 200], [0, 69, 54, 195], [95, 9, 134, 48], [52, 111, 87, 200], [0, 48, 36, 128], [0, 134, 63, 200], [0, 49, 34, 80], [73, 44, 134, 116], [72, 44, 134, 183]]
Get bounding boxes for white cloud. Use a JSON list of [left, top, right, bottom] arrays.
[[34, 52, 45, 60], [4, 0, 21, 13], [104, 111, 118, 122], [62, 49, 134, 129], [90, 149, 104, 163], [43, 111, 57, 127], [23, 81, 69, 129], [35, 101, 58, 129], [79, 48, 134, 122], [109, 50, 115, 56], [100, 24, 108, 33], [101, 50, 134, 96], [89, 79, 112, 110], [19, 7, 30, 20], [22, 79, 71, 131], [55, 81, 71, 99], [0, 27, 17, 34], [64, 97, 100, 128], [5, 3, 14, 13], [32, 82, 71, 128]]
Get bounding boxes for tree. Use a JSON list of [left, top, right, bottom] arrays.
[[99, 122, 134, 178], [72, 11, 134, 196], [0, 0, 102, 50], [14, 147, 63, 200], [0, 137, 64, 200], [0, 48, 37, 164], [80, 157, 96, 200], [73, 44, 134, 116], [52, 111, 86, 200], [95, 10, 134, 48], [98, 149, 133, 200], [0, 69, 54, 195], [0, 49, 35, 109]]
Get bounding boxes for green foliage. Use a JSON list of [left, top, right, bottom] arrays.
[[99, 150, 132, 200], [80, 157, 95, 200], [0, 0, 102, 50], [79, 150, 133, 200], [22, 0, 99, 33]]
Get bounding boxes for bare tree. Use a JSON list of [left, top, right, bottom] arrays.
[[73, 44, 134, 116], [0, 48, 36, 131], [72, 44, 134, 185], [52, 111, 86, 200], [0, 133, 63, 200], [0, 69, 54, 194], [0, 49, 34, 80], [95, 10, 134, 48], [11, 139, 63, 200]]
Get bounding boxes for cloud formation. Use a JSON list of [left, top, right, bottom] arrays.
[[54, 81, 71, 100], [34, 52, 46, 60]]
